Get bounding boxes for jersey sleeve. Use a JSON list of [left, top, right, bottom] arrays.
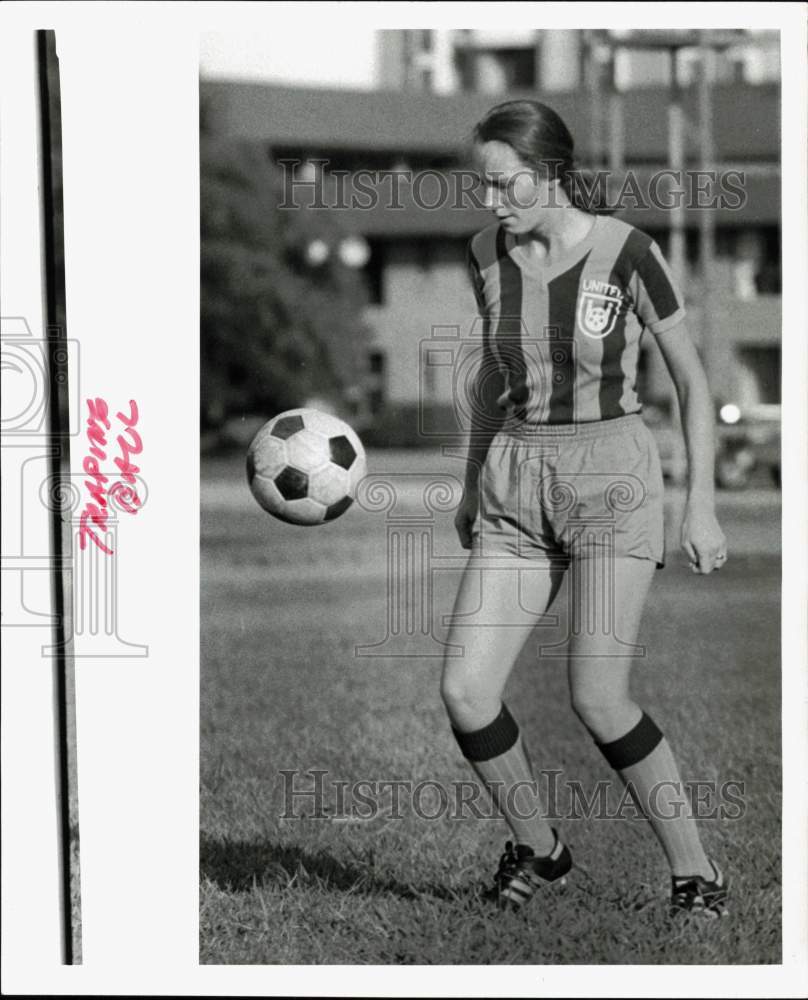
[[630, 240, 686, 334]]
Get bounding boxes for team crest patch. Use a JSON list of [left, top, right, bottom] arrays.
[[578, 289, 623, 339]]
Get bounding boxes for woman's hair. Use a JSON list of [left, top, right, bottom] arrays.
[[472, 99, 604, 213]]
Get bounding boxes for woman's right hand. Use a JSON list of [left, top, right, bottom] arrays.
[[454, 486, 480, 550]]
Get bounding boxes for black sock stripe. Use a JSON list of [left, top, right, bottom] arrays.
[[596, 711, 663, 770], [452, 703, 519, 762]]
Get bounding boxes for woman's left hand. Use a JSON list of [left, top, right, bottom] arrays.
[[681, 502, 728, 575]]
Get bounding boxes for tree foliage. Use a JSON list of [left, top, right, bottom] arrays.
[[200, 134, 370, 430]]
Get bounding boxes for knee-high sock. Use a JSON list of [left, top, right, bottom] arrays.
[[596, 712, 713, 879], [452, 703, 556, 856]]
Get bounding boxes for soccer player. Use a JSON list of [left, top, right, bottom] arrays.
[[442, 100, 729, 916]]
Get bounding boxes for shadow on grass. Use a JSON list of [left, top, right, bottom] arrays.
[[200, 833, 476, 903]]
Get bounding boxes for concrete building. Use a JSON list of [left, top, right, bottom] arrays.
[[376, 28, 780, 94]]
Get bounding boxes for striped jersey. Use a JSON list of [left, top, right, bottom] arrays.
[[467, 214, 686, 425]]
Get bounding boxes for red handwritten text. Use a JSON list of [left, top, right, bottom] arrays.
[[78, 398, 143, 554]]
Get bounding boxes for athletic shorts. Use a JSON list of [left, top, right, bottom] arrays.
[[471, 413, 666, 567]]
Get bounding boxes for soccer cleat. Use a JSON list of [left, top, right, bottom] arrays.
[[484, 830, 572, 910], [670, 860, 729, 919]]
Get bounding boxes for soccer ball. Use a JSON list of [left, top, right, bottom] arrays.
[[246, 408, 367, 525]]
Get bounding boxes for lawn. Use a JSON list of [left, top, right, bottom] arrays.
[[200, 450, 781, 964]]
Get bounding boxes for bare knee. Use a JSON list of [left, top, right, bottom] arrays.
[[569, 689, 602, 731], [570, 689, 638, 742], [440, 668, 499, 732], [439, 671, 477, 718]]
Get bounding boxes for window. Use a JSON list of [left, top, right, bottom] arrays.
[[367, 349, 387, 414], [455, 46, 537, 93], [368, 350, 386, 375]]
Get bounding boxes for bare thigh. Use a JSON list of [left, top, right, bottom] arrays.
[[440, 549, 566, 731], [566, 555, 657, 742]]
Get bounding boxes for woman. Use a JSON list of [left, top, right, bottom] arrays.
[[442, 100, 729, 916]]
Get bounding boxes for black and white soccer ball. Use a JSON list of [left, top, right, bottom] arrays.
[[246, 408, 367, 525]]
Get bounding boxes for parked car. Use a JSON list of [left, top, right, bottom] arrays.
[[715, 402, 781, 490], [643, 400, 781, 490]]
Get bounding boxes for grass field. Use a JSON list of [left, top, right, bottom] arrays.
[[200, 449, 781, 965]]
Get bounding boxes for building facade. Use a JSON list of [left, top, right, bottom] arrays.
[[201, 29, 781, 440], [376, 28, 780, 94]]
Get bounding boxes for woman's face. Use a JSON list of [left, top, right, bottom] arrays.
[[474, 139, 559, 234]]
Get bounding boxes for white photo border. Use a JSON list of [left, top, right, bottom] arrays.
[[0, 2, 805, 997]]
